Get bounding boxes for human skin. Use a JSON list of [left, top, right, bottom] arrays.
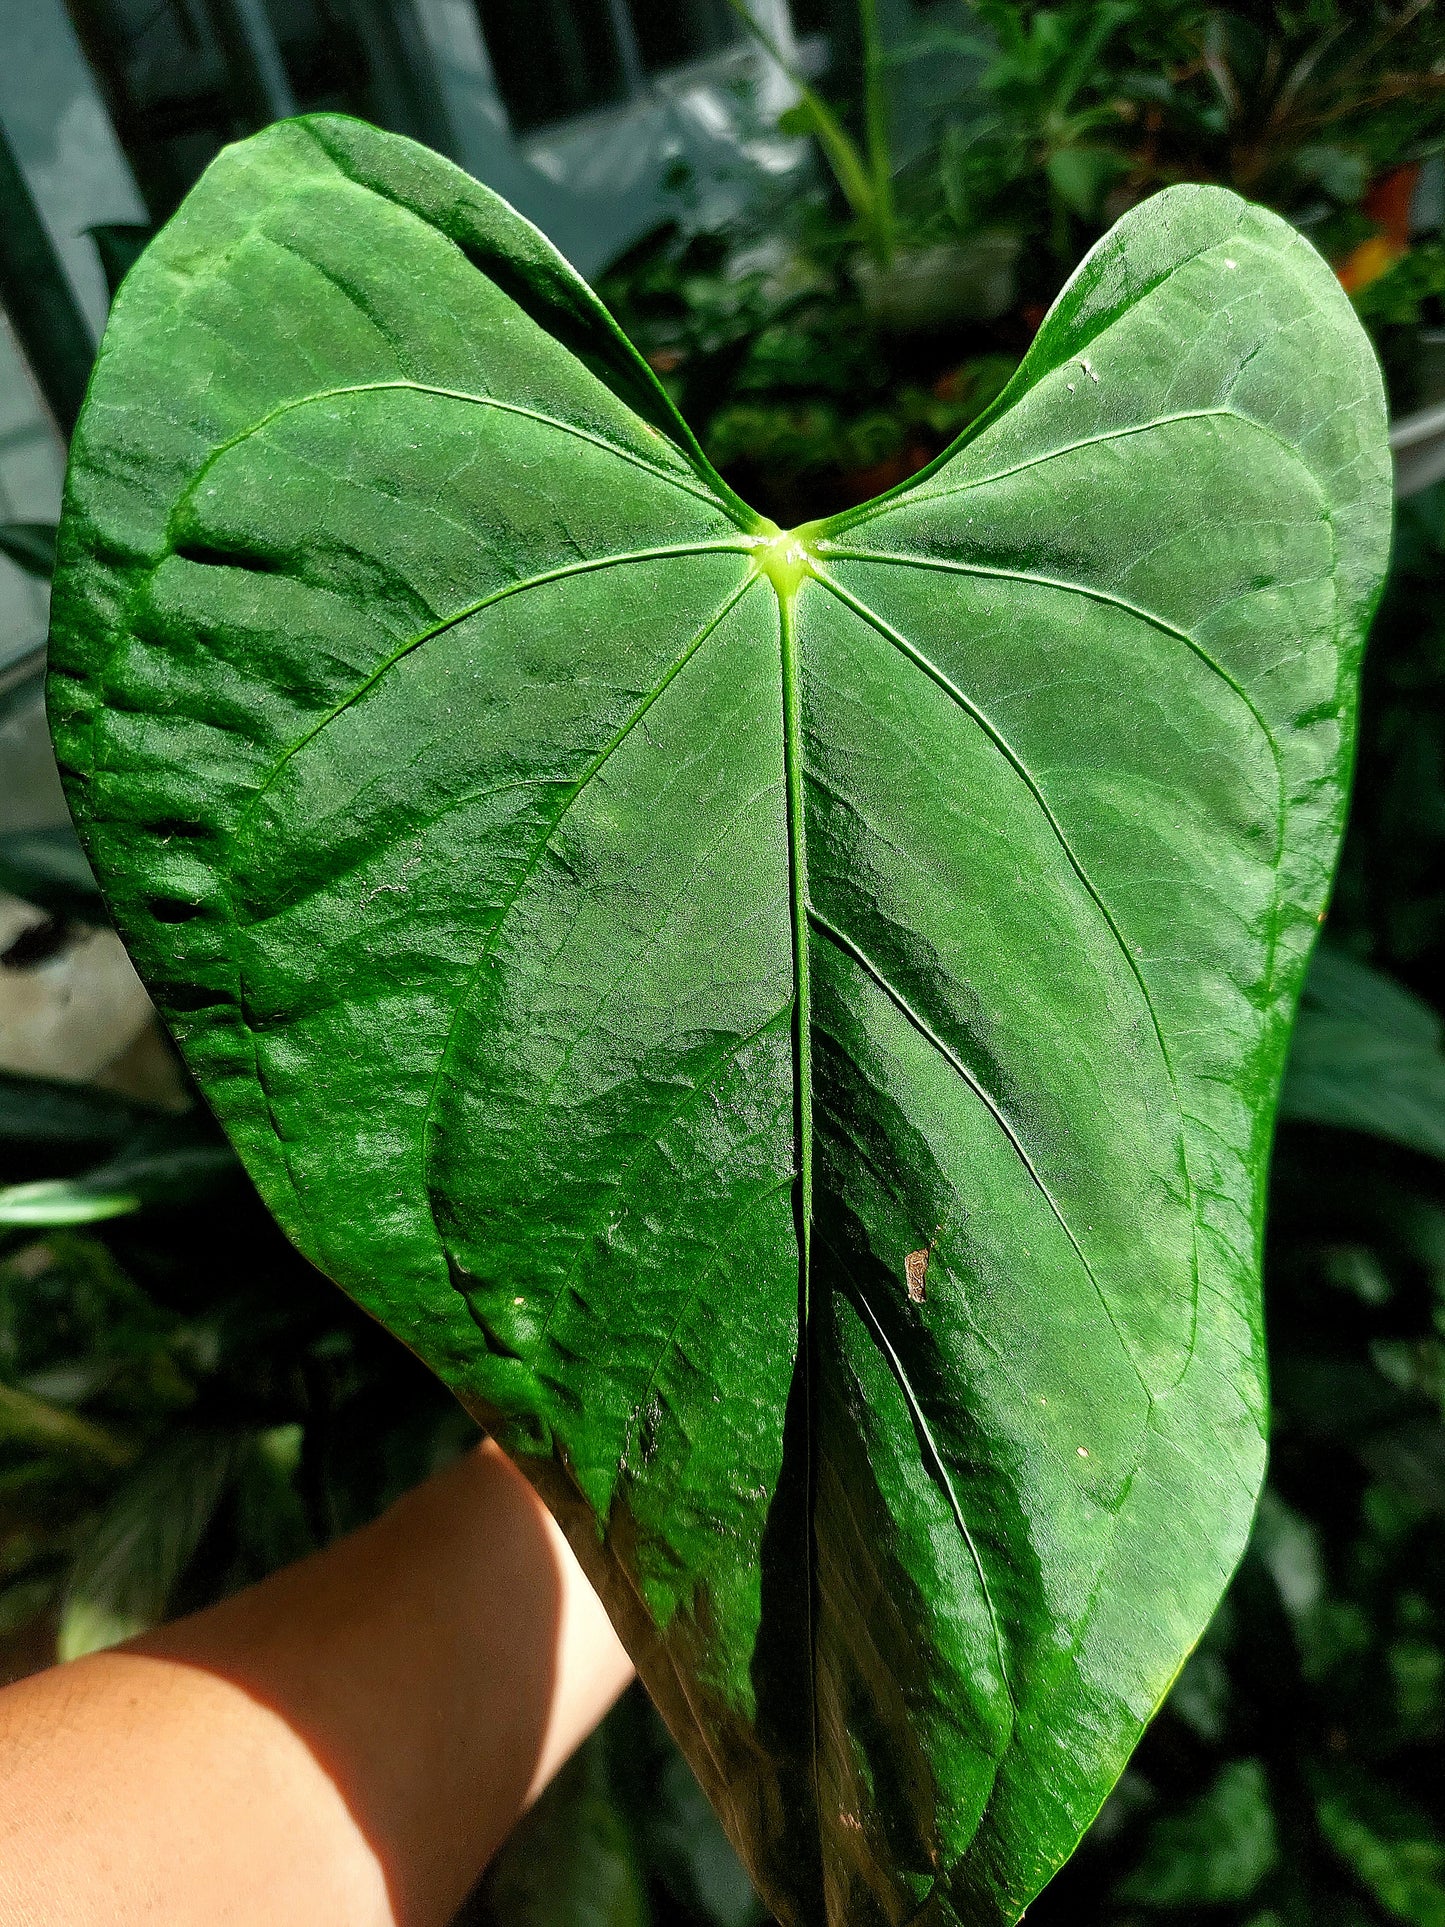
[[0, 1439, 634, 1926]]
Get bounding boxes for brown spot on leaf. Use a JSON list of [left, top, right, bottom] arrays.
[[905, 1249, 928, 1303]]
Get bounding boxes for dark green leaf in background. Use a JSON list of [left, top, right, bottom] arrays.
[[1116, 1758, 1279, 1908], [0, 823, 102, 918], [84, 224, 153, 305], [0, 1071, 159, 1151], [0, 521, 58, 581], [642, 1743, 768, 1927], [0, 1378, 133, 1470], [0, 1140, 238, 1229], [483, 1733, 650, 1927], [46, 117, 1391, 1923], [1282, 947, 1445, 1162], [56, 1428, 243, 1659], [0, 659, 44, 731], [1315, 1772, 1445, 1927]]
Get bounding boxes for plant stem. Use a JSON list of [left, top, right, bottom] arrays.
[[724, 0, 882, 251], [0, 1382, 135, 1469], [858, 0, 896, 265]]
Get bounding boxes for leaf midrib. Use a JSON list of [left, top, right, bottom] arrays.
[[773, 559, 823, 1871]]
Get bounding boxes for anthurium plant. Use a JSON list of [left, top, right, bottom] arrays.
[[47, 115, 1390, 1926]]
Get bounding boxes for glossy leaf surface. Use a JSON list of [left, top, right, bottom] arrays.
[[49, 117, 1391, 1925]]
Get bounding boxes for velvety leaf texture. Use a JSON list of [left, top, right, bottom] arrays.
[[48, 116, 1391, 1926]]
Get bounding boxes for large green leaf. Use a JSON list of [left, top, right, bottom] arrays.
[[47, 116, 1390, 1924]]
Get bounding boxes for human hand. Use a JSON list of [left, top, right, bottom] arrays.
[[0, 1439, 633, 1927]]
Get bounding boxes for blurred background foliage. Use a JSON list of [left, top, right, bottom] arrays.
[[3, 2, 1445, 1923]]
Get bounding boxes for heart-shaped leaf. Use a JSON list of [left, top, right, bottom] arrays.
[[49, 117, 1390, 1924]]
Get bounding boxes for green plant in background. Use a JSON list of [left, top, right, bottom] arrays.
[[927, 1, 1445, 251], [605, 0, 1445, 523], [727, 0, 898, 267], [43, 104, 1388, 1925], [1125, 3, 1445, 216], [929, 1, 1143, 254]]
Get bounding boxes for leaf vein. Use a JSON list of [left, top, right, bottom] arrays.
[[418, 572, 763, 1278], [807, 905, 1149, 1395], [814, 545, 1285, 768], [846, 1278, 1017, 1712], [240, 541, 754, 814], [175, 377, 741, 519], [838, 407, 1246, 515]]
